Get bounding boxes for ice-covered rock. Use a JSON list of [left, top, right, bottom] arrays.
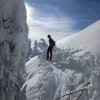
[[0, 0, 28, 100]]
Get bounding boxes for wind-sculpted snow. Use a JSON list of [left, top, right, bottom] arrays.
[[20, 56, 84, 100], [20, 47, 100, 100], [0, 0, 28, 100]]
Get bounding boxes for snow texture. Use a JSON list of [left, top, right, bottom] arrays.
[[0, 0, 28, 100], [20, 21, 100, 100]]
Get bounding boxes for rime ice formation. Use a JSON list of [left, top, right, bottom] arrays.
[[20, 20, 100, 100], [31, 39, 48, 57], [0, 0, 28, 100]]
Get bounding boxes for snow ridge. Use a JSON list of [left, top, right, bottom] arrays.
[[20, 56, 84, 100], [57, 20, 100, 58]]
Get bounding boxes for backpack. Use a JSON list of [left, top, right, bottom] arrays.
[[49, 38, 55, 46], [52, 41, 55, 46]]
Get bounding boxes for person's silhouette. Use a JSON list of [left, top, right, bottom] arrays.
[[47, 35, 55, 61]]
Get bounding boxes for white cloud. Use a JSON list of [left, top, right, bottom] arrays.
[[25, 2, 76, 47]]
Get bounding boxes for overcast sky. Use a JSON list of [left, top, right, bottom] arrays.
[[24, 0, 100, 47]]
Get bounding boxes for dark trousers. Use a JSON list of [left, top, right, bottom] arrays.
[[47, 46, 53, 61]]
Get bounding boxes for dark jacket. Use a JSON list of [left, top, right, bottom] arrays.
[[49, 37, 55, 46]]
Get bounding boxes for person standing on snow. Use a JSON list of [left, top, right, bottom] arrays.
[[47, 35, 55, 61]]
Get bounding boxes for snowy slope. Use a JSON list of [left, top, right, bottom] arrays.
[[20, 56, 83, 100], [20, 20, 100, 100], [57, 20, 100, 58]]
